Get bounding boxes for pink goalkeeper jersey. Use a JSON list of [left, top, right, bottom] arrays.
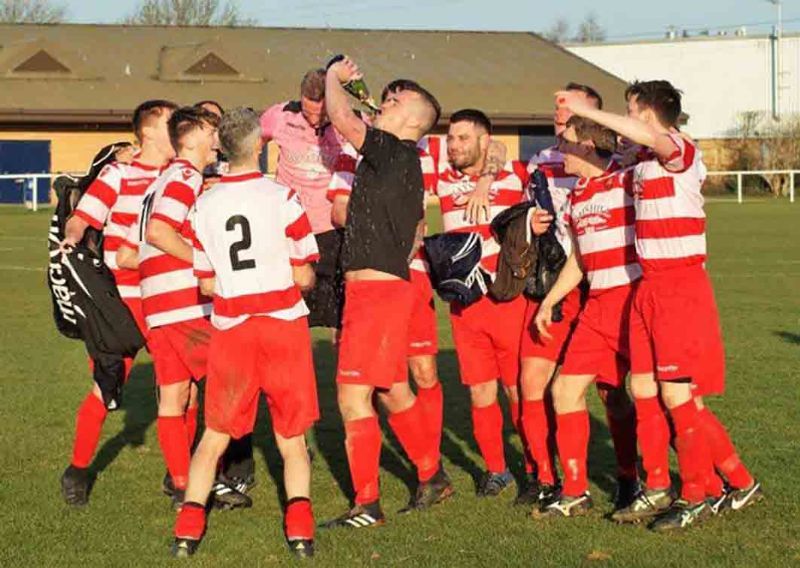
[[260, 100, 349, 235]]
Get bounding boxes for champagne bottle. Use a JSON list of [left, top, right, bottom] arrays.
[[326, 54, 380, 113]]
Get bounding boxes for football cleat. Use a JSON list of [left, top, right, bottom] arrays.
[[613, 477, 642, 512], [171, 489, 186, 510], [162, 471, 176, 497], [649, 499, 711, 532], [727, 481, 763, 512], [171, 537, 200, 558], [533, 492, 593, 518], [513, 476, 540, 507], [61, 465, 91, 506], [211, 480, 253, 510], [537, 483, 562, 506], [708, 487, 730, 516], [399, 466, 455, 513], [287, 538, 315, 559], [611, 488, 674, 524], [320, 501, 385, 529], [476, 470, 515, 497]]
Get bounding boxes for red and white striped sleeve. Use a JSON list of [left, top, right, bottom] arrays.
[[151, 170, 201, 229], [326, 145, 358, 202], [73, 163, 122, 229], [284, 190, 320, 266], [660, 133, 696, 174]]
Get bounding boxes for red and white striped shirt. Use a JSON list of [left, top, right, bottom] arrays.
[[192, 171, 319, 330], [434, 166, 525, 278], [632, 133, 708, 274], [326, 138, 441, 273], [125, 159, 212, 329], [565, 167, 641, 294], [73, 160, 161, 298]]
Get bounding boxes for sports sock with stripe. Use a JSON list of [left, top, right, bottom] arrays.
[[157, 415, 191, 490], [174, 502, 206, 540], [71, 393, 108, 468], [634, 396, 672, 490], [557, 410, 590, 497], [284, 497, 314, 540], [471, 402, 506, 474], [387, 399, 440, 482], [510, 400, 534, 475], [522, 399, 557, 484], [344, 416, 382, 505], [670, 399, 715, 503], [415, 382, 443, 452], [698, 406, 754, 490]]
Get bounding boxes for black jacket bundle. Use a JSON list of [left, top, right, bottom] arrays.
[[47, 143, 145, 409], [423, 232, 491, 307], [489, 169, 567, 321]]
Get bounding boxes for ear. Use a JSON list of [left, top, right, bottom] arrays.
[[478, 131, 491, 154]]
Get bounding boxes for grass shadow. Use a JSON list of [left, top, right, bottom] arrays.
[[774, 330, 800, 345], [91, 362, 157, 477]]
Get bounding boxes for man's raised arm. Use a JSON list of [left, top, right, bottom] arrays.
[[325, 58, 367, 150]]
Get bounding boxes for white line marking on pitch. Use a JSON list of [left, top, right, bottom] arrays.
[[0, 265, 44, 272]]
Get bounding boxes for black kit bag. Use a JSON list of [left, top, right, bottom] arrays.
[[423, 232, 491, 307], [46, 143, 143, 409]]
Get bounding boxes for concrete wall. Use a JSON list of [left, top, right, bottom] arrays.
[[568, 36, 800, 139]]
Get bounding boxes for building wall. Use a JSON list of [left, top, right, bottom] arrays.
[[568, 36, 800, 139]]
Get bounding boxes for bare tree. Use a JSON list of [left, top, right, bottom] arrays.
[[542, 18, 570, 43], [0, 0, 66, 23], [124, 0, 254, 26], [573, 13, 606, 43]]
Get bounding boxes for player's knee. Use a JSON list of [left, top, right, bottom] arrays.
[[470, 381, 498, 407], [552, 375, 585, 414], [196, 429, 230, 461], [630, 373, 659, 400], [659, 380, 693, 409], [276, 433, 308, 461], [337, 385, 374, 421], [158, 382, 191, 415], [521, 357, 556, 400], [409, 357, 438, 389]]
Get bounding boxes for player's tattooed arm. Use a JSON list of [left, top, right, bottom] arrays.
[[464, 139, 507, 224], [326, 57, 368, 150]]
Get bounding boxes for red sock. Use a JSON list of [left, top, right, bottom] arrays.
[[284, 497, 314, 540], [471, 403, 506, 473], [698, 407, 754, 490], [670, 400, 715, 503], [71, 393, 108, 468], [344, 416, 382, 504], [174, 502, 206, 540], [185, 405, 199, 450], [521, 400, 557, 484], [510, 401, 534, 474], [603, 397, 639, 481], [158, 415, 191, 490], [388, 399, 440, 482], [557, 410, 590, 497], [634, 396, 671, 490], [416, 383, 443, 451]]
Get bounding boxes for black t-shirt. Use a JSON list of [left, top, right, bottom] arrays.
[[341, 127, 424, 280]]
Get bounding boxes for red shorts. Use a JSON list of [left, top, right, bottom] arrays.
[[629, 265, 725, 396], [337, 280, 414, 389], [450, 294, 527, 387], [205, 316, 319, 439], [560, 285, 636, 388], [520, 287, 584, 362], [407, 270, 438, 357], [148, 317, 212, 386]]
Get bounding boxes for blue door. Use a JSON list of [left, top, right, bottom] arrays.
[[0, 140, 51, 204]]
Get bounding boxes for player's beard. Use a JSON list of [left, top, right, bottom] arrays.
[[448, 143, 481, 171]]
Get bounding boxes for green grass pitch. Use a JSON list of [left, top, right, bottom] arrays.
[[0, 201, 798, 566]]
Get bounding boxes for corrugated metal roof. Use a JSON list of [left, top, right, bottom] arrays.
[[0, 23, 629, 126]]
